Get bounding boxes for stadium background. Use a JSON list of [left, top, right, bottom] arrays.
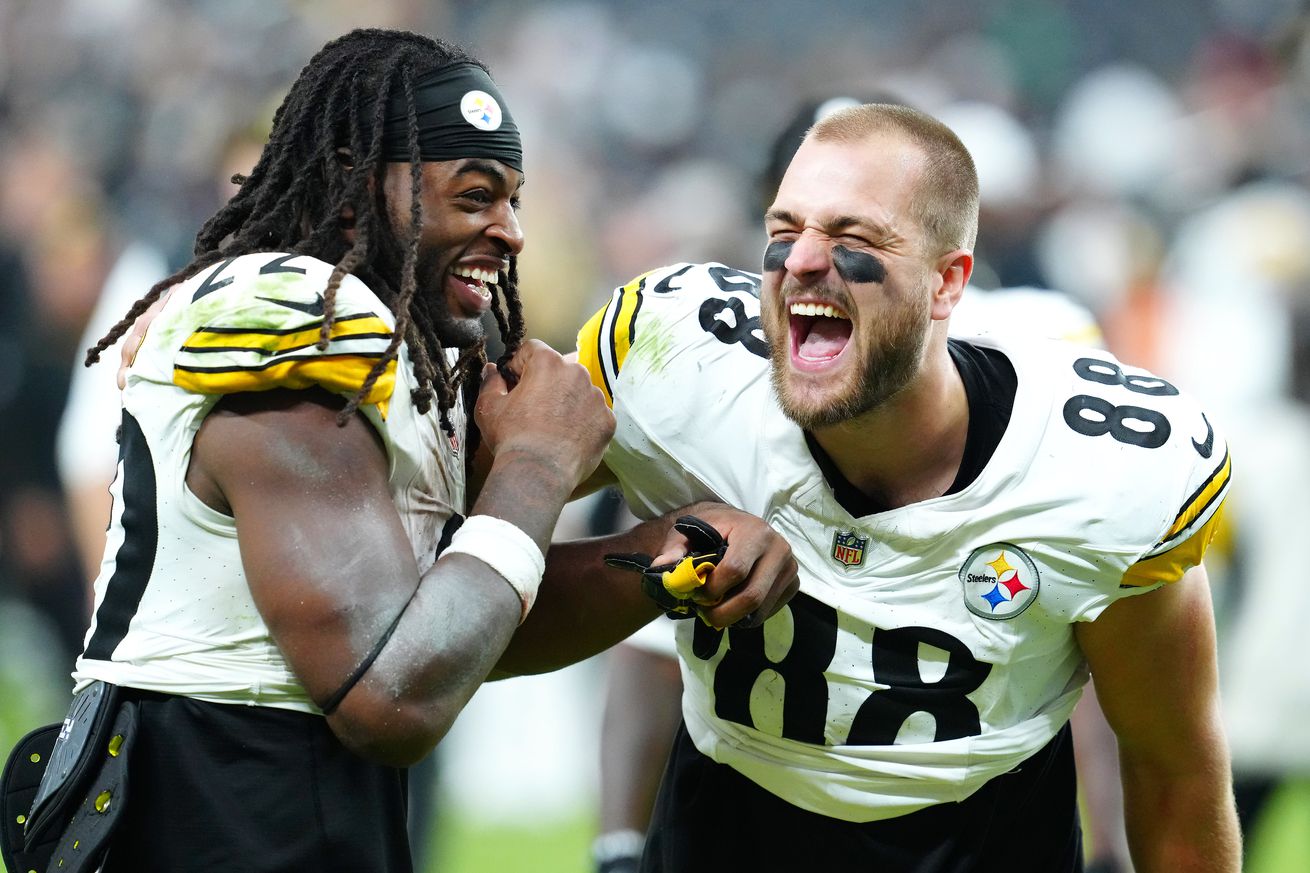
[[2, 0, 1308, 870]]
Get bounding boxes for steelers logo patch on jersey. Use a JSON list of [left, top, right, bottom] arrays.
[[959, 543, 1040, 619]]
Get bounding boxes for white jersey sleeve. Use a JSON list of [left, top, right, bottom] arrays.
[[578, 262, 1230, 822], [578, 262, 768, 518]]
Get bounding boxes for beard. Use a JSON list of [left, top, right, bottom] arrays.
[[412, 242, 486, 349], [374, 193, 487, 351], [763, 279, 931, 431]]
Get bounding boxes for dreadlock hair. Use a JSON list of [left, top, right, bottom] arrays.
[[87, 28, 527, 434]]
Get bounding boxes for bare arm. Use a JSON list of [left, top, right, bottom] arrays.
[[1075, 565, 1240, 873], [190, 341, 614, 768], [495, 501, 800, 676]]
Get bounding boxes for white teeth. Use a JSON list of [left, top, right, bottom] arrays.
[[453, 266, 500, 287], [789, 302, 847, 319]]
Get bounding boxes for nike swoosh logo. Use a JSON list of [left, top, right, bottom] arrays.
[[1192, 413, 1214, 458], [257, 293, 325, 317]]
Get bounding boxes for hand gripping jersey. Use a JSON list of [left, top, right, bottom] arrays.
[[72, 253, 466, 712], [578, 263, 1230, 822]]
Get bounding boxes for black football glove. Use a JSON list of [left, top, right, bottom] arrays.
[[604, 515, 727, 619]]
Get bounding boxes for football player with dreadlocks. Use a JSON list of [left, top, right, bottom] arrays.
[[0, 28, 797, 873]]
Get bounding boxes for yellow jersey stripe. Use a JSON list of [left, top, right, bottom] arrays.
[[174, 355, 396, 417], [1160, 449, 1231, 545], [576, 271, 654, 409], [1061, 324, 1104, 347], [1123, 502, 1227, 587], [608, 273, 646, 381], [181, 314, 391, 354], [577, 300, 614, 407]]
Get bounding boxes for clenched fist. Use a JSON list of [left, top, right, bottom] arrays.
[[475, 339, 615, 492]]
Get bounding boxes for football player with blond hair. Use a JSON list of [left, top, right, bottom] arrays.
[[574, 103, 1238, 872]]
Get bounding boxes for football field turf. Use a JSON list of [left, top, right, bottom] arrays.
[[426, 784, 1310, 873], [4, 624, 1306, 873]]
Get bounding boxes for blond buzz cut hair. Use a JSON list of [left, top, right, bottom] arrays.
[[808, 103, 980, 255]]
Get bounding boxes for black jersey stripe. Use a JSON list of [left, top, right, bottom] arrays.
[[607, 275, 645, 379], [1151, 477, 1230, 555], [178, 333, 393, 356], [593, 296, 616, 401], [174, 351, 387, 374], [620, 286, 644, 376], [83, 411, 158, 662], [1154, 448, 1231, 549], [190, 312, 381, 337]]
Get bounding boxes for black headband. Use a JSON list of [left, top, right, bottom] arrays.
[[378, 63, 522, 171]]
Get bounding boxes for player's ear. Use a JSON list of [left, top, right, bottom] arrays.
[[931, 249, 972, 321]]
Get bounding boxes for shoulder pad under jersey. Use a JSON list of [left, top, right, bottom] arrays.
[[166, 253, 399, 414], [577, 262, 764, 407], [1033, 342, 1232, 587]]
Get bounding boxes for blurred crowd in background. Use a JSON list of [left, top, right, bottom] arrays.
[[2, 0, 1309, 868]]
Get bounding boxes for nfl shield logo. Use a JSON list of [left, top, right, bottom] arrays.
[[831, 530, 867, 566]]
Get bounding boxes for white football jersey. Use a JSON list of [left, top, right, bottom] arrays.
[[72, 253, 466, 712], [578, 263, 1229, 822]]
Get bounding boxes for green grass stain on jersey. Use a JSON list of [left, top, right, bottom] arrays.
[[185, 274, 323, 334], [625, 313, 675, 377], [141, 277, 323, 362], [252, 273, 312, 297]]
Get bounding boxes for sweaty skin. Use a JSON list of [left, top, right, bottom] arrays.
[[763, 240, 886, 284]]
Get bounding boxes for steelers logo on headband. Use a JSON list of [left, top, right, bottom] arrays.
[[460, 91, 503, 131], [377, 63, 522, 171]]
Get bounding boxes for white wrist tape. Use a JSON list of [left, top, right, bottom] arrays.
[[444, 514, 546, 623]]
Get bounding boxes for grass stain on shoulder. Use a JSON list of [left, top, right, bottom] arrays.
[[182, 275, 319, 334], [252, 273, 310, 296], [625, 313, 675, 378]]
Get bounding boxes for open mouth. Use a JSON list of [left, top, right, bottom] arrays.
[[789, 300, 852, 369], [449, 265, 499, 316]]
